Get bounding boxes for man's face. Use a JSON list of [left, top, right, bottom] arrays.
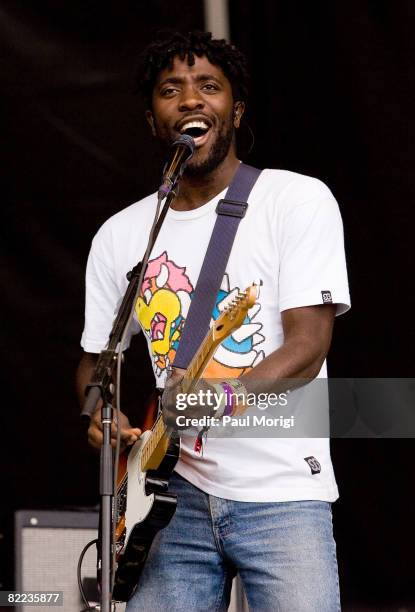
[[147, 55, 243, 177]]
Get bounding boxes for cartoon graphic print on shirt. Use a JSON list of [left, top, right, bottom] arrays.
[[135, 251, 265, 379], [135, 252, 193, 375], [203, 273, 265, 378]]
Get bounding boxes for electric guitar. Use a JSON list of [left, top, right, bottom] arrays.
[[112, 284, 258, 602]]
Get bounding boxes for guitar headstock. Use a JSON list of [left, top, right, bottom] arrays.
[[212, 283, 258, 342]]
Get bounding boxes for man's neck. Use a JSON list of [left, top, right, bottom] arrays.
[[169, 154, 240, 211]]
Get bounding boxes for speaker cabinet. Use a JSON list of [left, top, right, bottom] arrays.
[[15, 510, 99, 612]]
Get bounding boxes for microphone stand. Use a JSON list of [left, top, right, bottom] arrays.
[[80, 189, 175, 612]]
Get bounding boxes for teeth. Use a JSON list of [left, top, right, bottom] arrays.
[[180, 120, 209, 133]]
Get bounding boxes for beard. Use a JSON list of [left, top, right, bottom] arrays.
[[184, 118, 235, 178], [155, 112, 235, 179]]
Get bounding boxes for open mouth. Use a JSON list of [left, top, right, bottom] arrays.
[[179, 120, 212, 146], [150, 312, 167, 341]]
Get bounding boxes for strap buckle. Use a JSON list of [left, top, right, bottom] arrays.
[[216, 198, 248, 218]]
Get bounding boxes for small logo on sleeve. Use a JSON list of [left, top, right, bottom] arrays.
[[321, 290, 333, 304], [304, 456, 321, 475]]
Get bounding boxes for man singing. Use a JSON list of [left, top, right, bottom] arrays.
[[78, 30, 350, 611]]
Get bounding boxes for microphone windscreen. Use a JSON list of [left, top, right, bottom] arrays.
[[172, 134, 195, 155]]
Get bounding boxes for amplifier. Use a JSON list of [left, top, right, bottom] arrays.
[[15, 510, 100, 612]]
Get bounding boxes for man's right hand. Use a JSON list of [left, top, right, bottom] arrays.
[[77, 353, 141, 451], [88, 406, 141, 451]]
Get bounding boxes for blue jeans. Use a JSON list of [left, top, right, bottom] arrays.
[[126, 473, 340, 611]]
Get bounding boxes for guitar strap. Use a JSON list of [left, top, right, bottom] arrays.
[[173, 162, 262, 370]]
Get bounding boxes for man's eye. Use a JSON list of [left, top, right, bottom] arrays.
[[161, 87, 178, 96], [202, 83, 218, 91]]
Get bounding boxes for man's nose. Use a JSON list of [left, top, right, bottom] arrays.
[[178, 86, 205, 111]]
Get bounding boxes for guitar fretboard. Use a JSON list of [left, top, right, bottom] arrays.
[[182, 327, 216, 393], [140, 414, 166, 471]]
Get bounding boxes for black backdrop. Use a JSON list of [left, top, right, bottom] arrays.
[[2, 1, 415, 607]]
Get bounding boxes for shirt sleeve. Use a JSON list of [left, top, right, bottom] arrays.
[[80, 229, 138, 352], [278, 179, 351, 315]]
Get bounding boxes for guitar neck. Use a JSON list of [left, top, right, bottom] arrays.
[[140, 413, 169, 472], [182, 327, 219, 393]]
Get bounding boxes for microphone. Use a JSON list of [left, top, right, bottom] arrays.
[[158, 134, 195, 200]]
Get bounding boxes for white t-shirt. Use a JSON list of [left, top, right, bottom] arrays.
[[81, 168, 350, 502]]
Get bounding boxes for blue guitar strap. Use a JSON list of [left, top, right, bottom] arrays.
[[173, 163, 262, 369]]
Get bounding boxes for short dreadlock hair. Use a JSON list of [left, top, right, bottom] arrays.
[[137, 30, 249, 107]]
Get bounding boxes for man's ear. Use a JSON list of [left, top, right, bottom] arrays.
[[145, 110, 156, 136], [233, 101, 245, 128]]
